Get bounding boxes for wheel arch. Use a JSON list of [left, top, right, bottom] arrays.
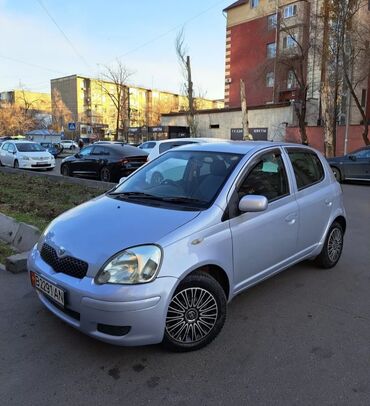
[[330, 165, 343, 181], [333, 215, 347, 234], [180, 264, 230, 301]]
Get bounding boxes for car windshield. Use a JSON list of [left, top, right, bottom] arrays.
[[16, 143, 45, 152], [109, 150, 242, 209]]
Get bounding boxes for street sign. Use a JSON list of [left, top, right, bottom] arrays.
[[230, 128, 244, 140], [68, 122, 76, 131], [250, 128, 268, 140]]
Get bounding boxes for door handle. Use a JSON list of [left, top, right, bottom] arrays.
[[285, 214, 297, 225], [325, 199, 333, 207]]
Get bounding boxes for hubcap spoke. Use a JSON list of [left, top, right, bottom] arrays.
[[328, 228, 342, 262], [166, 287, 218, 344]]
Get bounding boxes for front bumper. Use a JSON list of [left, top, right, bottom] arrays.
[[20, 160, 55, 169], [28, 246, 178, 346]]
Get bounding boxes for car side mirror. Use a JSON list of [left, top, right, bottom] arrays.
[[348, 155, 357, 161], [239, 195, 268, 213]]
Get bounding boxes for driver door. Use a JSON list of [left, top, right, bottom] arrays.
[[228, 148, 299, 294]]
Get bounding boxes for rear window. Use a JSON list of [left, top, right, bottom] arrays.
[[159, 141, 195, 154], [288, 150, 324, 190]]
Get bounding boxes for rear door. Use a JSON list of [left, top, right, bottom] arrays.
[[90, 145, 109, 176], [229, 148, 299, 293], [286, 148, 333, 254]]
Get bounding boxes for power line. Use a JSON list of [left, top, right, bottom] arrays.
[[0, 55, 65, 74], [111, 0, 227, 62], [35, 0, 91, 70]]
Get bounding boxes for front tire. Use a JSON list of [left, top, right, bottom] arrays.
[[14, 159, 19, 169], [331, 167, 342, 182], [100, 166, 111, 182], [315, 222, 344, 269], [162, 272, 227, 352], [61, 164, 71, 177]]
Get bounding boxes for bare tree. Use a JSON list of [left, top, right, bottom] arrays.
[[52, 88, 72, 132], [100, 60, 133, 140], [175, 29, 198, 137], [0, 102, 36, 136], [338, 0, 370, 145], [240, 79, 253, 140]]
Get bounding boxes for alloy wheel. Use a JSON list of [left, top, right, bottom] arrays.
[[327, 227, 343, 263], [101, 167, 111, 182], [165, 287, 218, 344]]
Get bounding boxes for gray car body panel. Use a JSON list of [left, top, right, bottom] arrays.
[[28, 141, 346, 346]]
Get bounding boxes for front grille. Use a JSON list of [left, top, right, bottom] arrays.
[[97, 324, 131, 336], [41, 243, 88, 279]]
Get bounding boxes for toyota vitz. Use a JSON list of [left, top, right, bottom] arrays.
[[28, 142, 346, 351]]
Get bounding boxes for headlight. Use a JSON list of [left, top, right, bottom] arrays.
[[21, 156, 30, 160], [95, 245, 162, 285]]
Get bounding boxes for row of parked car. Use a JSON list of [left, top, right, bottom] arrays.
[[1, 136, 369, 183]]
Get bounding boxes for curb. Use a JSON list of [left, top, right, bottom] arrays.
[[0, 213, 40, 251], [0, 166, 116, 191]]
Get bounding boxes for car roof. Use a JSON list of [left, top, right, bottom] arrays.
[[153, 137, 226, 145], [91, 143, 147, 156], [169, 140, 317, 155]]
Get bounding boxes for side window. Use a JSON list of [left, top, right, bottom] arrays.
[[79, 146, 93, 157], [147, 142, 156, 148], [288, 150, 324, 190], [2, 142, 9, 151], [8, 144, 15, 153], [354, 149, 370, 158], [92, 146, 108, 155], [239, 151, 289, 202]]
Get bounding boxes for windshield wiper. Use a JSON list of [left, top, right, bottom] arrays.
[[108, 191, 165, 200], [161, 196, 206, 204]]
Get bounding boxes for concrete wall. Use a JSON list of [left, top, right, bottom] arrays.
[[161, 104, 295, 141]]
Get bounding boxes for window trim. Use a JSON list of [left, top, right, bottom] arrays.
[[283, 4, 297, 19], [223, 148, 291, 221], [285, 147, 326, 191]]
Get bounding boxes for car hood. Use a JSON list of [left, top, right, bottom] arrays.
[[41, 195, 200, 277], [20, 151, 52, 158]]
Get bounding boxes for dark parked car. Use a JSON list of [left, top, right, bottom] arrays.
[[60, 143, 148, 182], [39, 142, 59, 158], [327, 146, 370, 182]]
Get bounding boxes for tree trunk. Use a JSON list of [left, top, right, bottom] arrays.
[[186, 56, 197, 137], [240, 79, 253, 141]]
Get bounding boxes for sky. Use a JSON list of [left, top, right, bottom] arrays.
[[0, 0, 231, 100]]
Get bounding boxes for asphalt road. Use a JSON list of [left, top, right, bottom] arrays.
[[1, 184, 369, 406]]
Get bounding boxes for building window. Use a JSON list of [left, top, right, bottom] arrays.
[[266, 72, 275, 87], [287, 70, 298, 89], [250, 0, 259, 8], [283, 4, 297, 19], [268, 14, 277, 30], [210, 124, 220, 129], [267, 42, 277, 58], [283, 34, 298, 49]]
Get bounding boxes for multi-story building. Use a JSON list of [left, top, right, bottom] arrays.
[[223, 0, 370, 126], [51, 75, 224, 138], [0, 90, 51, 114]]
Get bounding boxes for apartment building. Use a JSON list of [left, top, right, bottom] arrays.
[[223, 0, 370, 126], [51, 75, 223, 137], [0, 90, 51, 114]]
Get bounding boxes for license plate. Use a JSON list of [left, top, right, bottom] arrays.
[[30, 271, 65, 307]]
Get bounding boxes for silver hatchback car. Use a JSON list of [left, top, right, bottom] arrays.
[[28, 142, 346, 351]]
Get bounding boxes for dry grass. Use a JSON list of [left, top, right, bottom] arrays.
[[0, 172, 101, 231]]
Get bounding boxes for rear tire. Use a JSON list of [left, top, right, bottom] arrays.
[[100, 167, 111, 182], [162, 271, 227, 352], [315, 222, 344, 269], [331, 167, 342, 182]]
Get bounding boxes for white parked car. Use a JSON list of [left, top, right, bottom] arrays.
[[146, 138, 226, 161], [0, 140, 55, 170], [138, 141, 157, 154], [60, 140, 79, 150]]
